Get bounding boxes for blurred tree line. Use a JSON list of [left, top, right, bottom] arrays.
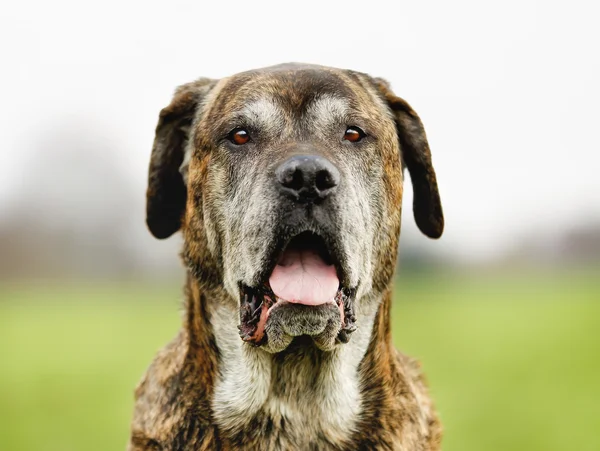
[[0, 127, 180, 281]]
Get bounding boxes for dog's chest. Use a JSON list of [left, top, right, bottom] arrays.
[[219, 390, 358, 450], [212, 348, 361, 450]]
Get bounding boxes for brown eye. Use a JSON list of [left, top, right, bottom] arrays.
[[228, 128, 251, 145], [343, 126, 366, 143]]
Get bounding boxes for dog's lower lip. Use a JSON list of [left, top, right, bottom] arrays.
[[238, 283, 357, 347]]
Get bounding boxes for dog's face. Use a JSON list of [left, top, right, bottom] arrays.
[[146, 64, 443, 353]]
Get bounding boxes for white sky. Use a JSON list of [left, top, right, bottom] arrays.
[[0, 0, 598, 261]]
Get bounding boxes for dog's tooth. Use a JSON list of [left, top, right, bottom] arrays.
[[250, 295, 263, 315]]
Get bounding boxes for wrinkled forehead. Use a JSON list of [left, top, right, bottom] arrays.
[[203, 67, 389, 133]]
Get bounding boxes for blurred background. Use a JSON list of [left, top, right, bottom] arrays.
[[1, 1, 598, 450]]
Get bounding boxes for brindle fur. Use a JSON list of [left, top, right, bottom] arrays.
[[130, 63, 444, 450]]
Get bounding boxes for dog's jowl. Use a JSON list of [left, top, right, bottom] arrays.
[[130, 63, 444, 450]]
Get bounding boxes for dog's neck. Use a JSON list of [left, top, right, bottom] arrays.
[[186, 276, 386, 448]]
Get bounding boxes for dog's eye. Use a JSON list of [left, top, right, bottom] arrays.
[[228, 128, 251, 145], [343, 126, 366, 143]]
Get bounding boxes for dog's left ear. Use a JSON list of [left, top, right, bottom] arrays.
[[146, 78, 216, 239], [372, 78, 444, 239]]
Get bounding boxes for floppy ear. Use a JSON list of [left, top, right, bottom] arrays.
[[373, 78, 444, 239], [146, 78, 216, 239]]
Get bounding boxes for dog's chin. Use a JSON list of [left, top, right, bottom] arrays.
[[262, 302, 343, 353]]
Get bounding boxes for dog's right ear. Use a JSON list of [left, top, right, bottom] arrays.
[[146, 78, 216, 239]]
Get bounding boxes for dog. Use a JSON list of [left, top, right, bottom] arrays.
[[129, 63, 444, 450]]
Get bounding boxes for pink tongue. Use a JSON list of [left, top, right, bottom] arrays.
[[269, 248, 339, 305]]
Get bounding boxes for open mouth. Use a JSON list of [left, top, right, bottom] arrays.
[[238, 232, 357, 348]]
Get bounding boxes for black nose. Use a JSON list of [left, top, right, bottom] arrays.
[[275, 155, 340, 202]]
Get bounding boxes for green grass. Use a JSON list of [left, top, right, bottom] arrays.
[[0, 271, 598, 451]]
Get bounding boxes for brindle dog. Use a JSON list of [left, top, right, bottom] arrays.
[[129, 63, 444, 450]]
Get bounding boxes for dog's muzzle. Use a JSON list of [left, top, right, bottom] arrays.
[[237, 153, 357, 352]]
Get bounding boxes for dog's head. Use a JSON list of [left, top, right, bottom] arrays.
[[146, 64, 443, 353]]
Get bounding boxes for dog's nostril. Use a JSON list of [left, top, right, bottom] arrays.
[[315, 169, 338, 191], [280, 167, 304, 191]]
